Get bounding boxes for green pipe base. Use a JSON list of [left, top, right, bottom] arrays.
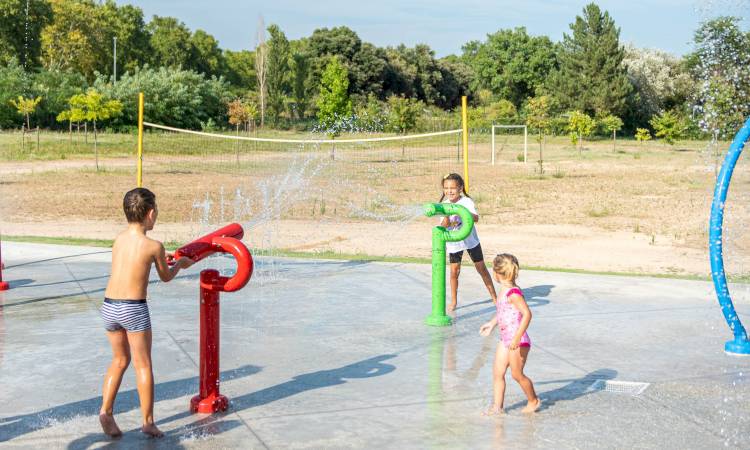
[[424, 314, 453, 327]]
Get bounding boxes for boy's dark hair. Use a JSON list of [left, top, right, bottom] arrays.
[[123, 188, 156, 223], [439, 173, 470, 201]]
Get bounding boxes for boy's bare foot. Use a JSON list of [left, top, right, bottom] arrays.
[[448, 302, 457, 312], [522, 398, 541, 413], [99, 413, 122, 437], [141, 423, 164, 438], [482, 405, 504, 416]]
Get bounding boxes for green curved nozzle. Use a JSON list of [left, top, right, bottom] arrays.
[[423, 202, 475, 326]]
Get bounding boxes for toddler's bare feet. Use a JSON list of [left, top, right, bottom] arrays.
[[99, 413, 122, 437], [141, 423, 164, 438], [482, 404, 504, 416], [448, 302, 457, 312], [522, 398, 541, 413]]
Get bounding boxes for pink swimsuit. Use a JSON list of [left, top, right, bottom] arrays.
[[496, 287, 531, 348]]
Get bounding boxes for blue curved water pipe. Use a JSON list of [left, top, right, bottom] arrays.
[[709, 116, 750, 355]]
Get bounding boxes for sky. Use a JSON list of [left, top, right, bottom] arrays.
[[118, 0, 749, 57]]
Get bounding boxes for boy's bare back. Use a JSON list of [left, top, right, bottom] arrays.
[[105, 229, 168, 300]]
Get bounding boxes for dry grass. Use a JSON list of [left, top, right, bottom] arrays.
[[1, 132, 748, 258]]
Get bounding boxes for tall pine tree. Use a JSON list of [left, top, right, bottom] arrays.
[[266, 24, 291, 124], [548, 3, 632, 118]]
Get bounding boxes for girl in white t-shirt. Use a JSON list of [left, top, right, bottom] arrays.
[[439, 173, 498, 311]]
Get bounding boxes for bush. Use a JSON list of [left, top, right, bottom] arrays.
[[0, 59, 28, 128], [93, 66, 232, 129], [649, 110, 687, 145]]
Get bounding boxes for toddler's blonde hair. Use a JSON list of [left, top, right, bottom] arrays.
[[493, 253, 519, 283]]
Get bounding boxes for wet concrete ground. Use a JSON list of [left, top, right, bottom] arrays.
[[0, 241, 748, 449]]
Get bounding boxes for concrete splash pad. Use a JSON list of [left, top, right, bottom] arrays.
[[0, 242, 748, 449]]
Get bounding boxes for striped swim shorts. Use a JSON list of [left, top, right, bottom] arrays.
[[101, 298, 152, 332]]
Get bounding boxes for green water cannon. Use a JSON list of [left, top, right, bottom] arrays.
[[423, 202, 474, 326]]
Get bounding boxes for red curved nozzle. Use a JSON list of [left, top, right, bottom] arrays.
[[210, 236, 253, 292], [172, 223, 244, 264]]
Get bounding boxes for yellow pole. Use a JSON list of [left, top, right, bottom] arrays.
[[137, 92, 144, 187], [461, 95, 469, 193]]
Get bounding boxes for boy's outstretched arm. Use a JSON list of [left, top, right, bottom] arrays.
[[154, 242, 193, 282]]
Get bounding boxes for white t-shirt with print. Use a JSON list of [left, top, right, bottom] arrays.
[[442, 196, 480, 253]]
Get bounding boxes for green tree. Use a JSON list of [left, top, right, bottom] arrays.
[[436, 55, 473, 108], [306, 26, 359, 92], [223, 49, 256, 93], [316, 57, 352, 135], [547, 3, 632, 118], [525, 95, 552, 175], [189, 29, 226, 77], [147, 16, 192, 69], [384, 45, 446, 106], [600, 114, 623, 151], [309, 26, 361, 60], [566, 110, 596, 155], [266, 24, 291, 124], [0, 59, 29, 127], [386, 95, 422, 154], [56, 100, 86, 139], [93, 66, 231, 129], [32, 69, 87, 127], [355, 93, 386, 131], [635, 127, 651, 144], [462, 27, 557, 108], [9, 95, 41, 147], [100, 1, 151, 77], [41, 0, 106, 80], [690, 16, 750, 138], [487, 99, 518, 125], [649, 110, 686, 145], [290, 50, 309, 119], [10, 96, 42, 129], [350, 42, 387, 100], [0, 0, 53, 67], [68, 90, 123, 169]]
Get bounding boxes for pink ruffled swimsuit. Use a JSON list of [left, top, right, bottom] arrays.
[[496, 287, 531, 348]]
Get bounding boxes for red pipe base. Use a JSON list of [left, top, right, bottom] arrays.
[[190, 393, 228, 414], [0, 282, 8, 291]]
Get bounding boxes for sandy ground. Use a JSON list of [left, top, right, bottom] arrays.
[[2, 137, 748, 278]]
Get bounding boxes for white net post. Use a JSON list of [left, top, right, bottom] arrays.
[[491, 125, 528, 164]]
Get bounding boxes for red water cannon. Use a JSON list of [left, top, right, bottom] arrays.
[[174, 223, 254, 414], [0, 238, 9, 291], [168, 222, 245, 265]]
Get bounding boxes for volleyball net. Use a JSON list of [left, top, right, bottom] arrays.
[[139, 119, 467, 229]]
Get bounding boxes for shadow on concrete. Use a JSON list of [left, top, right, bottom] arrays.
[[3, 250, 112, 269], [228, 354, 396, 412], [65, 416, 244, 450], [12, 277, 103, 289], [6, 278, 35, 288], [524, 285, 554, 308], [506, 368, 618, 412], [145, 353, 398, 434], [455, 285, 553, 318], [0, 365, 261, 443]]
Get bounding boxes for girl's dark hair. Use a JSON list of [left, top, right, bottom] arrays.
[[439, 173, 470, 201], [123, 188, 156, 223]]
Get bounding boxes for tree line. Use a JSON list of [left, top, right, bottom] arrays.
[[0, 0, 748, 142]]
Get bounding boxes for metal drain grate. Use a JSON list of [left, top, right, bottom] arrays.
[[589, 379, 650, 396]]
